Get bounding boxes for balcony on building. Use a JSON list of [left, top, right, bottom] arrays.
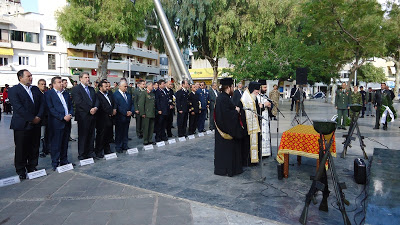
[[67, 42, 159, 60], [67, 56, 160, 74]]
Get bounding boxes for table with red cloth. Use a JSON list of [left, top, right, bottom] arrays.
[[276, 124, 336, 178]]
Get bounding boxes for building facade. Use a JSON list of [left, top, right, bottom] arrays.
[[0, 0, 163, 88]]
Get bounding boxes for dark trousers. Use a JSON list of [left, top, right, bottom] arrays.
[[50, 123, 71, 168], [115, 120, 129, 151], [13, 127, 41, 175], [209, 106, 215, 130], [177, 112, 188, 137], [189, 113, 199, 134], [77, 118, 96, 158], [166, 109, 174, 137], [290, 98, 295, 110], [197, 110, 206, 132], [135, 114, 143, 137], [375, 106, 385, 128], [155, 114, 167, 141], [95, 122, 113, 156], [143, 117, 155, 144]]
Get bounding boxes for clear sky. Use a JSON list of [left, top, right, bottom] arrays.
[[21, 0, 38, 13]]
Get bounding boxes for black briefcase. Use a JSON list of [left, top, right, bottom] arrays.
[[354, 158, 366, 184]]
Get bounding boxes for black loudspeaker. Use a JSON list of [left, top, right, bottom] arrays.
[[354, 158, 366, 184], [296, 68, 308, 85]]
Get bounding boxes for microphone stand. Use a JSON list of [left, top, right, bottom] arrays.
[[243, 107, 270, 182]]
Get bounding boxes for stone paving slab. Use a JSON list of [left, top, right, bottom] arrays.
[[0, 171, 279, 225]]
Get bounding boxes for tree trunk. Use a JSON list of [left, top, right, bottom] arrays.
[[205, 56, 219, 84], [98, 56, 109, 80], [95, 40, 115, 80], [394, 54, 400, 101]]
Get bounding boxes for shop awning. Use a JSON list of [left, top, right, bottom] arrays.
[[0, 47, 13, 56]]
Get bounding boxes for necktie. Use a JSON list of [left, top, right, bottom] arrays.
[[85, 86, 92, 101], [123, 92, 127, 102]]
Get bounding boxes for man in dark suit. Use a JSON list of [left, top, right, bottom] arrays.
[[71, 72, 99, 160], [208, 82, 218, 130], [189, 84, 201, 135], [155, 79, 169, 142], [62, 79, 76, 142], [290, 85, 297, 111], [45, 77, 74, 170], [38, 79, 50, 158], [165, 81, 175, 137], [232, 82, 243, 106], [374, 83, 391, 130], [8, 69, 45, 179], [95, 80, 116, 157], [175, 80, 189, 137], [196, 82, 209, 132], [113, 80, 135, 152]]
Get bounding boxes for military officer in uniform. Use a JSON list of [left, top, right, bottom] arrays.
[[133, 80, 145, 139], [138, 81, 156, 145], [175, 80, 189, 137], [335, 82, 351, 130], [350, 86, 362, 118]]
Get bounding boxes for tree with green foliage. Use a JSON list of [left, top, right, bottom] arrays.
[[358, 63, 387, 84], [384, 1, 400, 100], [301, 0, 386, 87], [57, 0, 153, 79], [146, 0, 225, 83]]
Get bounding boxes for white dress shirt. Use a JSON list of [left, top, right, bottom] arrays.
[[55, 89, 69, 116], [21, 83, 34, 103]]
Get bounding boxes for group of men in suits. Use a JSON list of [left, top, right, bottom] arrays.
[[7, 70, 219, 178], [175, 80, 213, 137]]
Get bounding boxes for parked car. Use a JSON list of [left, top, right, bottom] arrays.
[[312, 92, 326, 99]]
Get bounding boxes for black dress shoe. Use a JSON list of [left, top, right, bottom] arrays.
[[151, 142, 156, 145], [162, 137, 168, 141], [360, 116, 364, 118], [383, 126, 387, 130], [27, 167, 37, 173], [116, 150, 123, 153], [96, 155, 104, 158], [39, 152, 47, 158], [373, 127, 379, 130], [19, 174, 26, 180], [342, 127, 347, 130], [128, 137, 132, 140], [138, 135, 143, 139], [78, 156, 85, 160], [52, 167, 57, 171]]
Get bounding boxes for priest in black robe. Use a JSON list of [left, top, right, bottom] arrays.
[[214, 78, 245, 177]]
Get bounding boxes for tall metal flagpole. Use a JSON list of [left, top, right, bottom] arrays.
[[153, 0, 192, 84]]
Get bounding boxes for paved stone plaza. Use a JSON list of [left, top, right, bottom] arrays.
[[1, 99, 399, 225]]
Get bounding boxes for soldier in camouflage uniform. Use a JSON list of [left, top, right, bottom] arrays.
[[335, 82, 351, 130], [350, 86, 362, 118]]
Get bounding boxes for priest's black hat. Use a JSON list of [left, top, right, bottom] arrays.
[[248, 82, 261, 93], [258, 79, 267, 85], [220, 77, 233, 85]]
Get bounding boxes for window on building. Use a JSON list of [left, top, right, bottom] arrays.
[[11, 30, 23, 41], [160, 70, 168, 76], [19, 56, 29, 65], [0, 57, 8, 66], [148, 45, 152, 51], [11, 30, 39, 43], [147, 59, 152, 65], [48, 54, 56, 70], [0, 29, 9, 42], [46, 35, 56, 46], [137, 42, 143, 48], [137, 57, 143, 63], [160, 57, 168, 65]]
